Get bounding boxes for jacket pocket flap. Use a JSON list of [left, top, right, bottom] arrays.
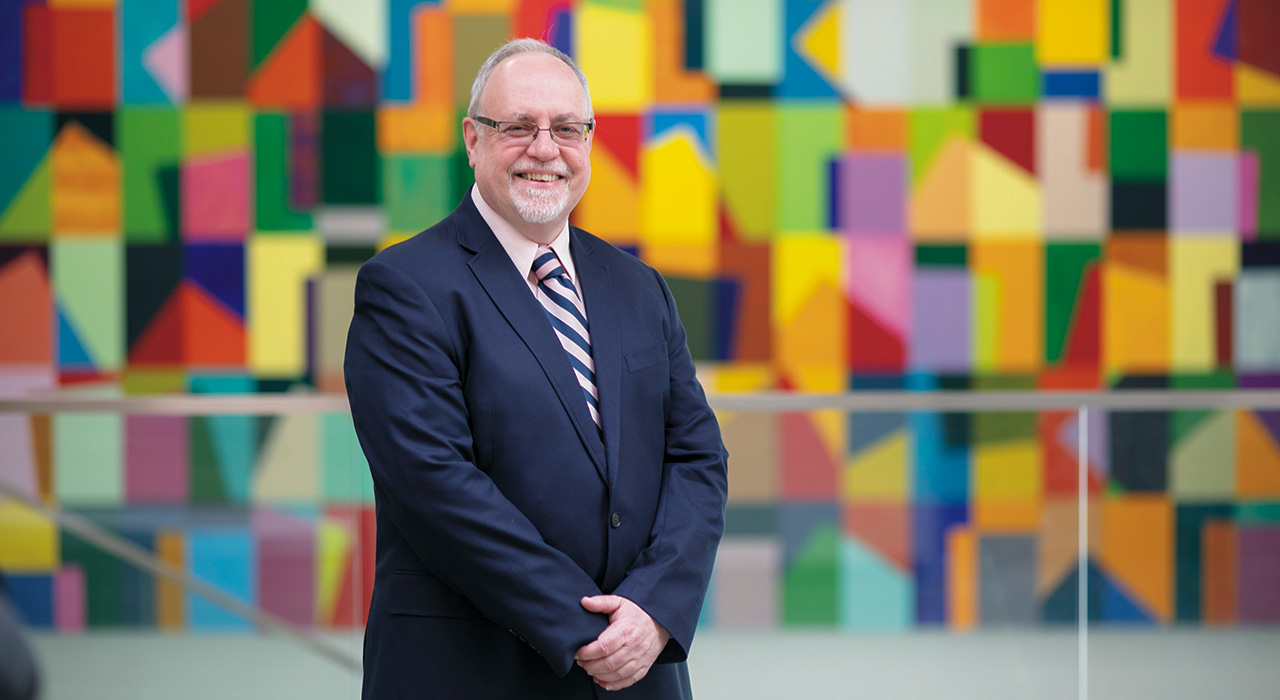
[[388, 570, 485, 619], [625, 342, 668, 373]]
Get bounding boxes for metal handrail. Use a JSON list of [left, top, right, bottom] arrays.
[[2, 389, 1280, 414]]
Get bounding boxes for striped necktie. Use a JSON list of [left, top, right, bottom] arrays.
[[532, 246, 601, 432]]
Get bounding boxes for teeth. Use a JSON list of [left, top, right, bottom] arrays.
[[520, 173, 561, 182]]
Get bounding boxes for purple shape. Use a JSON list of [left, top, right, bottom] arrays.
[[1239, 374, 1280, 445], [125, 416, 188, 503], [1213, 0, 1240, 60], [1241, 151, 1259, 240], [911, 270, 969, 372], [1238, 527, 1280, 622], [1056, 408, 1111, 481], [1171, 153, 1238, 233], [291, 112, 320, 210], [255, 510, 316, 626], [186, 243, 245, 317], [839, 154, 906, 235]]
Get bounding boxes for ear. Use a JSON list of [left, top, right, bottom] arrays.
[[462, 118, 480, 168]]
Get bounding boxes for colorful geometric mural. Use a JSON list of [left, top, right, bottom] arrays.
[[1, 0, 1280, 632]]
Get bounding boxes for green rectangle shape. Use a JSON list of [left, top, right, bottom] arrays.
[[322, 111, 380, 205], [321, 413, 373, 502], [55, 413, 123, 505], [910, 106, 975, 185], [1110, 110, 1168, 182], [252, 0, 307, 69], [53, 240, 124, 370], [255, 113, 313, 232], [777, 104, 842, 232], [916, 244, 967, 267], [121, 108, 181, 242], [1234, 503, 1280, 524], [971, 44, 1038, 104], [1045, 243, 1101, 364], [706, 0, 782, 84], [665, 278, 714, 361], [0, 109, 51, 241], [0, 109, 51, 212], [972, 376, 1037, 443], [383, 155, 452, 233], [783, 524, 839, 625], [61, 532, 126, 627], [1242, 111, 1280, 239]]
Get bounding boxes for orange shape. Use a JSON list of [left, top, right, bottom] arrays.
[[1099, 495, 1173, 622], [51, 122, 120, 234], [978, 0, 1036, 40], [0, 251, 52, 364], [1202, 520, 1237, 625], [1237, 410, 1280, 497], [946, 527, 978, 630], [247, 15, 321, 109], [1172, 102, 1239, 150], [651, 0, 715, 103], [183, 282, 246, 366], [846, 106, 907, 151]]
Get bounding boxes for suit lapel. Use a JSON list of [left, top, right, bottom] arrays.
[[573, 232, 620, 488], [457, 202, 608, 483]]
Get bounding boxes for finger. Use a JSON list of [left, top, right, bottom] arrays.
[[584, 657, 641, 684], [596, 667, 647, 693], [579, 595, 624, 614]]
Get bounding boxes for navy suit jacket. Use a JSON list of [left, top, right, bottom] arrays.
[[345, 195, 729, 699]]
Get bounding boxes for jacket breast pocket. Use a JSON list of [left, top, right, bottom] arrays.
[[625, 341, 668, 374], [388, 570, 485, 619]]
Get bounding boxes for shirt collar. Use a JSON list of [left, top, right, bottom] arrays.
[[471, 185, 576, 284]]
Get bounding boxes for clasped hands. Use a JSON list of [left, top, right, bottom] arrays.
[[574, 595, 671, 692]]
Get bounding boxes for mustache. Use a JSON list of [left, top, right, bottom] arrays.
[[508, 160, 570, 177]]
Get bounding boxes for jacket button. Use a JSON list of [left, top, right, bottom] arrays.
[[610, 512, 621, 528]]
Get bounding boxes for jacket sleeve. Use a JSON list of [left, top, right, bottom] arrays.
[[609, 267, 729, 663], [344, 258, 608, 676]]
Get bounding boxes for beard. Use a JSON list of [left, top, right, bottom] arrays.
[[507, 161, 572, 224]]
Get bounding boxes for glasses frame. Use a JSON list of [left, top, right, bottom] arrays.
[[473, 116, 595, 145]]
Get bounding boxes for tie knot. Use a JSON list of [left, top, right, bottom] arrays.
[[533, 247, 567, 282]]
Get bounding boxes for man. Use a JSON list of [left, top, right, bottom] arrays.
[[344, 38, 728, 699]]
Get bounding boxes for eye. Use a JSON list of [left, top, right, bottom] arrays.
[[501, 123, 536, 137], [553, 124, 583, 138]]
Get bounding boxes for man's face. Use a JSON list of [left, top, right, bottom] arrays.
[[463, 53, 593, 241]]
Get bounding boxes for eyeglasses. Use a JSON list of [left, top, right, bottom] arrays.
[[474, 116, 594, 145]]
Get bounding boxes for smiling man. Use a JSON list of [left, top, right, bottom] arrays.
[[344, 39, 729, 699]]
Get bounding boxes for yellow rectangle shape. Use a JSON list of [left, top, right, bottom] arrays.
[[1038, 0, 1110, 66], [576, 5, 652, 110], [249, 236, 324, 377], [0, 500, 59, 571]]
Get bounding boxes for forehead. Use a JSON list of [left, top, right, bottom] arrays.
[[481, 52, 589, 118]]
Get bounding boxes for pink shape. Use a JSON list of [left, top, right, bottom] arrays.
[[845, 237, 911, 339], [183, 154, 250, 241], [143, 25, 189, 102], [255, 509, 316, 626], [125, 416, 189, 503], [55, 565, 86, 632], [1240, 151, 1259, 241]]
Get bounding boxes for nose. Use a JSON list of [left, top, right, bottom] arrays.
[[525, 128, 560, 161]]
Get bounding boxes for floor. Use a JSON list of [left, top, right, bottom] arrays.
[[28, 628, 1280, 700]]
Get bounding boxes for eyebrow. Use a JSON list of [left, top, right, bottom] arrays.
[[510, 112, 587, 122]]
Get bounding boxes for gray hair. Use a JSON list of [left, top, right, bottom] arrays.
[[467, 38, 593, 119]]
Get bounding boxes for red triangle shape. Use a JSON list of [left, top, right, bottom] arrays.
[[129, 288, 185, 366], [594, 114, 639, 180], [847, 299, 905, 371], [188, 0, 223, 24], [183, 282, 246, 366], [1063, 263, 1101, 367], [247, 15, 321, 109]]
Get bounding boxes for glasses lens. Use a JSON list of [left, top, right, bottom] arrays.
[[500, 123, 536, 138]]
